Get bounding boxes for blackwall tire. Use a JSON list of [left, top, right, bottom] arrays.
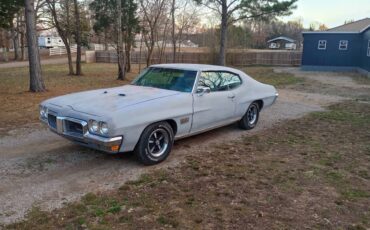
[[238, 102, 260, 130], [134, 122, 174, 165]]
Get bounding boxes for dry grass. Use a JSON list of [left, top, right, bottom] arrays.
[[242, 67, 303, 87], [6, 102, 370, 229]]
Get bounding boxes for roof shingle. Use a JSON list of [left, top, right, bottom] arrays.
[[327, 18, 370, 33]]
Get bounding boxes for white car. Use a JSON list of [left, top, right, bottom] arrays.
[[39, 64, 278, 165]]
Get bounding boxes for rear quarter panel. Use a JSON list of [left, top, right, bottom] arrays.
[[235, 73, 277, 118]]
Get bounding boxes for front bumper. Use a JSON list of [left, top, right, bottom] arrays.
[[41, 114, 123, 153]]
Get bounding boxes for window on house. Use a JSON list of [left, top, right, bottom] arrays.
[[339, 40, 348, 50], [367, 40, 370, 57], [318, 40, 327, 50]]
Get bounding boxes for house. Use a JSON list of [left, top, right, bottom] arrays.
[[301, 18, 370, 77], [267, 36, 297, 50], [38, 36, 64, 48]]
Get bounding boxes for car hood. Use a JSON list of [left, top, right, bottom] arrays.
[[46, 85, 181, 116]]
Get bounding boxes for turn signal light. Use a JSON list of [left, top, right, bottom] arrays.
[[111, 145, 120, 152]]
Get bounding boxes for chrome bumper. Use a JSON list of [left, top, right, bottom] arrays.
[[41, 115, 123, 153]]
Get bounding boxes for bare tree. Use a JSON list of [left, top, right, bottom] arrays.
[[46, 0, 75, 75], [25, 0, 46, 92], [175, 1, 199, 53], [195, 0, 297, 66], [73, 0, 82, 75], [139, 0, 167, 66], [171, 0, 176, 62], [117, 0, 126, 80], [157, 16, 170, 62]]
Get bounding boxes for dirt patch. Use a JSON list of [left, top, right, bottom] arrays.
[[7, 102, 370, 229], [275, 68, 370, 102]]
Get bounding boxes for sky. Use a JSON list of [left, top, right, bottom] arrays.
[[281, 0, 370, 28]]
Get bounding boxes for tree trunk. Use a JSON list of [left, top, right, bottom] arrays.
[[104, 29, 108, 51], [21, 31, 25, 60], [13, 19, 20, 60], [171, 0, 176, 63], [13, 35, 19, 61], [125, 45, 131, 72], [73, 0, 82, 75], [218, 0, 228, 66], [64, 39, 74, 75], [158, 19, 169, 63], [25, 0, 45, 92], [117, 0, 125, 80], [139, 34, 143, 72], [146, 44, 153, 67]]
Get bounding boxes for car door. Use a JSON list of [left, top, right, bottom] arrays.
[[191, 71, 242, 132]]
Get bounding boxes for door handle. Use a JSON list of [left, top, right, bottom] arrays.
[[228, 95, 235, 99]]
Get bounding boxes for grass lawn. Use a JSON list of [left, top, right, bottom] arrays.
[[0, 64, 298, 137], [6, 101, 370, 229]]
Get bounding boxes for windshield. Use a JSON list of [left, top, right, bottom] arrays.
[[132, 67, 197, 93]]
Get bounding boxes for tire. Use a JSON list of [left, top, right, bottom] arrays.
[[238, 102, 260, 130], [135, 122, 174, 165]]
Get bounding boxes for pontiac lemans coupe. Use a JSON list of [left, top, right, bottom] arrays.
[[40, 64, 278, 165]]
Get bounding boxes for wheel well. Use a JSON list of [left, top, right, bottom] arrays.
[[254, 100, 264, 110], [164, 119, 178, 135]]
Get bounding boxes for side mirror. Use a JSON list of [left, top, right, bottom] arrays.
[[196, 86, 211, 96]]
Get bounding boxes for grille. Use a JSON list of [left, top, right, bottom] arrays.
[[48, 114, 57, 129], [65, 120, 84, 135]]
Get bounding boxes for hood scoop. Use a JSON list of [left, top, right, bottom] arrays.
[[102, 91, 126, 97]]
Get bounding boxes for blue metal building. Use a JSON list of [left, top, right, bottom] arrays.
[[302, 18, 370, 76]]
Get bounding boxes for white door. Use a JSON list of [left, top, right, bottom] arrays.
[[191, 71, 242, 132]]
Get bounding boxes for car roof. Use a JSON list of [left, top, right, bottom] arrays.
[[149, 63, 256, 83], [150, 63, 241, 73]]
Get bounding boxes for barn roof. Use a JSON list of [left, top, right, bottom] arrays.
[[267, 36, 295, 43]]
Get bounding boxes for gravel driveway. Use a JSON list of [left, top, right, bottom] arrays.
[[0, 68, 367, 225]]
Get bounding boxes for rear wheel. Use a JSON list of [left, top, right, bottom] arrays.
[[135, 122, 174, 165], [238, 102, 260, 130]]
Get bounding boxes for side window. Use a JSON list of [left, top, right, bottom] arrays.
[[220, 72, 242, 90], [198, 72, 223, 92], [339, 40, 348, 50], [198, 71, 242, 92], [367, 40, 370, 57], [318, 40, 327, 50]]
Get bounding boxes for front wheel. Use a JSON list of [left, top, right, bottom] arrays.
[[238, 102, 260, 130], [135, 122, 174, 165]]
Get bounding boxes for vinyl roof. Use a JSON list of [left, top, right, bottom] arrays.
[[151, 63, 239, 72], [149, 63, 249, 78]]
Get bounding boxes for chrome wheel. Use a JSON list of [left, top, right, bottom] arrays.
[[147, 128, 170, 157], [247, 104, 258, 125]]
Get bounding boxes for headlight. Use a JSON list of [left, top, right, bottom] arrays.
[[89, 120, 109, 135], [88, 120, 99, 133], [39, 105, 48, 119], [100, 122, 109, 135]]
